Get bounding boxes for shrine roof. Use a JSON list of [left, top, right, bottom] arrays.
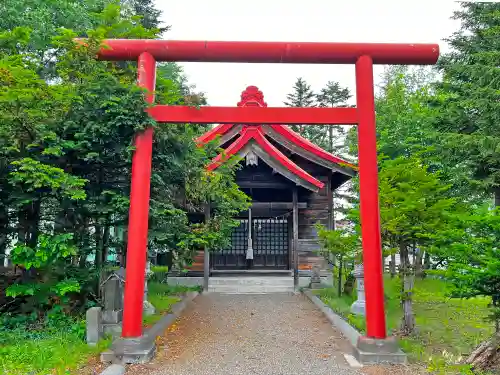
[[196, 86, 357, 192]]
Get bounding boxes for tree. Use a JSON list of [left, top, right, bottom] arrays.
[[1, 3, 249, 319], [377, 156, 457, 334], [284, 77, 325, 145], [429, 205, 500, 371], [435, 2, 500, 206], [316, 81, 352, 154], [316, 224, 361, 296], [0, 0, 108, 51], [121, 0, 167, 33], [284, 77, 316, 108]]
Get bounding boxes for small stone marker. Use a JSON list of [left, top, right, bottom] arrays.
[[86, 306, 103, 346], [309, 263, 322, 289]]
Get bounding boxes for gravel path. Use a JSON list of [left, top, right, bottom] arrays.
[[127, 293, 363, 375]]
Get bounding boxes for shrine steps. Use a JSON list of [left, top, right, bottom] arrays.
[[210, 269, 292, 277], [208, 276, 295, 294]]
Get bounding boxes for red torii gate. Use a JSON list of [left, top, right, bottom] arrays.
[[97, 40, 439, 343]]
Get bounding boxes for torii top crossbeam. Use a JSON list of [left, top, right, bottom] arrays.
[[98, 39, 439, 65]]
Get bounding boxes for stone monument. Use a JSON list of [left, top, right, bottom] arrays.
[[101, 268, 126, 337], [350, 263, 366, 316], [86, 265, 156, 345]]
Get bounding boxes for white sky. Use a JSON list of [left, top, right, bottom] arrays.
[[155, 0, 461, 106]]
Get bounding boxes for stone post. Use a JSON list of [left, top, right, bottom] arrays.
[[351, 263, 366, 316], [86, 306, 103, 345], [309, 263, 322, 289]]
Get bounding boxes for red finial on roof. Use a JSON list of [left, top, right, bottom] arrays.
[[237, 86, 267, 107]]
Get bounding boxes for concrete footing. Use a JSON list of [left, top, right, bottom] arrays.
[[353, 336, 407, 364], [103, 336, 156, 364], [99, 364, 126, 375]]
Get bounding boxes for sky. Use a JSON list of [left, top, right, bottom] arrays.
[[154, 0, 462, 106]]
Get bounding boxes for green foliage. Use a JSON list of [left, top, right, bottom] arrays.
[[9, 233, 76, 270], [318, 277, 493, 373], [435, 207, 500, 331], [435, 2, 500, 201], [0, 0, 108, 52], [0, 308, 111, 375], [316, 225, 360, 261], [316, 224, 361, 295], [378, 156, 457, 248]]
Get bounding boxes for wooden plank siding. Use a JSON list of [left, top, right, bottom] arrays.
[[297, 175, 331, 272]]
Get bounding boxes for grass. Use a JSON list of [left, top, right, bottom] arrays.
[[0, 282, 199, 374], [143, 282, 201, 326], [317, 276, 494, 372], [0, 324, 111, 375]]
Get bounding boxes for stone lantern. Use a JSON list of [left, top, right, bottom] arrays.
[[350, 263, 366, 316]]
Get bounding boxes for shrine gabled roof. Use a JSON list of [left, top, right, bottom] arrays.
[[196, 86, 357, 192]]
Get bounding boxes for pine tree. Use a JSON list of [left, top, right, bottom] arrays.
[[121, 0, 169, 33], [436, 2, 500, 206], [316, 81, 352, 153], [284, 77, 327, 146], [284, 77, 317, 107]]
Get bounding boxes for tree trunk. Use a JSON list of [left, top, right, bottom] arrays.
[[331, 256, 337, 287], [343, 272, 355, 296], [101, 224, 110, 266], [26, 200, 41, 249], [78, 217, 90, 268], [17, 208, 28, 246], [494, 187, 500, 208], [390, 252, 396, 278], [400, 242, 415, 335], [337, 255, 343, 297], [328, 126, 333, 153], [466, 334, 500, 372], [0, 203, 8, 259], [94, 223, 103, 269], [423, 251, 431, 272], [414, 248, 424, 279], [157, 252, 168, 266]]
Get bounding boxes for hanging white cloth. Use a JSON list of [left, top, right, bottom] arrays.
[[246, 240, 254, 260]]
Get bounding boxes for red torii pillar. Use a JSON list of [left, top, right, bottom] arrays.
[[97, 40, 439, 344]]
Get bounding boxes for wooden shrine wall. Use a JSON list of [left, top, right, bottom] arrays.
[[297, 175, 331, 272]]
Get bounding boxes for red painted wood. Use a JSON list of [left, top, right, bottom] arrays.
[[121, 52, 156, 339], [148, 106, 358, 125], [268, 125, 357, 169], [196, 123, 234, 144], [356, 56, 387, 339], [208, 127, 324, 189], [97, 39, 439, 65]]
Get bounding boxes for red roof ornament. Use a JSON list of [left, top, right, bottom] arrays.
[[237, 86, 267, 107], [197, 86, 356, 192]]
